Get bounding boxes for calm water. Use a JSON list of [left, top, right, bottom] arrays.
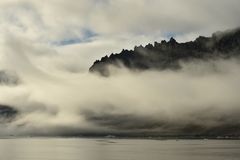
[[0, 138, 240, 160]]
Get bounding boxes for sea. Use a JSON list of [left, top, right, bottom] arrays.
[[0, 138, 240, 160]]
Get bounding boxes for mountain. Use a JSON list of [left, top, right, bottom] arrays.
[[89, 28, 240, 76]]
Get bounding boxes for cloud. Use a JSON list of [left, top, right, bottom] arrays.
[[0, 0, 240, 70], [0, 0, 240, 136], [0, 70, 19, 85], [1, 52, 240, 136], [1, 0, 240, 42]]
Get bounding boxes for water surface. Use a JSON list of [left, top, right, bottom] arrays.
[[0, 138, 240, 160]]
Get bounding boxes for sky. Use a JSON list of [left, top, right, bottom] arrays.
[[0, 0, 240, 136], [0, 0, 240, 71]]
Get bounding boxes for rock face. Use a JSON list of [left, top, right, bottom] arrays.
[[89, 28, 240, 76]]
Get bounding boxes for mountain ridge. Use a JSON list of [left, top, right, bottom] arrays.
[[89, 28, 240, 76]]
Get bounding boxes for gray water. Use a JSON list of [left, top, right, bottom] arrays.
[[0, 138, 240, 160]]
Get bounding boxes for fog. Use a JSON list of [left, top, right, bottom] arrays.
[[0, 0, 240, 136], [1, 37, 240, 136]]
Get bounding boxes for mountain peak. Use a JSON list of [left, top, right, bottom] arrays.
[[90, 28, 240, 76], [169, 37, 177, 44]]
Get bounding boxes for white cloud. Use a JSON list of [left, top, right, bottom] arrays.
[[0, 0, 239, 72], [0, 0, 240, 136]]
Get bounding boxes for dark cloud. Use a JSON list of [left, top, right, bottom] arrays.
[[0, 104, 18, 123], [0, 70, 19, 85], [80, 103, 240, 136]]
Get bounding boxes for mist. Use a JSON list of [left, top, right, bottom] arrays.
[[0, 0, 240, 137], [1, 39, 240, 136]]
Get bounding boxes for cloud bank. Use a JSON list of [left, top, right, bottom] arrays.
[[0, 0, 240, 136], [1, 39, 240, 136]]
